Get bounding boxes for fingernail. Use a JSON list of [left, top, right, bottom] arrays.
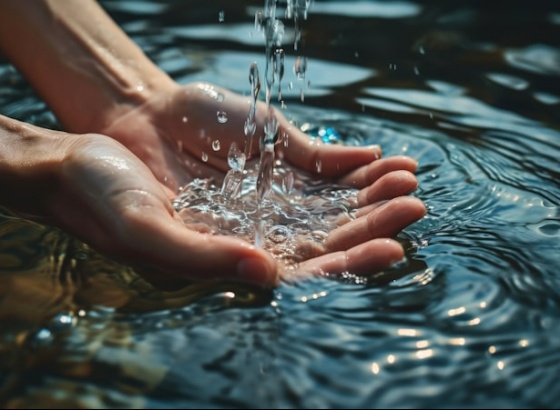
[[237, 257, 277, 287]]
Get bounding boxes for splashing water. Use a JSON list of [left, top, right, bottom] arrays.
[[252, 0, 313, 242], [173, 166, 358, 268], [221, 142, 246, 198], [243, 62, 260, 157], [173, 0, 349, 268]]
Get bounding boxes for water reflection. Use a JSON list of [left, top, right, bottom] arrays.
[[1, 0, 560, 408]]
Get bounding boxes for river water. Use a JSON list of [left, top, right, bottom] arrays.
[[1, 0, 559, 408]]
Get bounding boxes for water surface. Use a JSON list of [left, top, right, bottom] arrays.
[[1, 0, 559, 408]]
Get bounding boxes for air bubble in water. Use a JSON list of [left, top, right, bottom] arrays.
[[217, 111, 228, 123]]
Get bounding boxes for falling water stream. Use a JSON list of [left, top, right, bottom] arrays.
[[1, 0, 559, 408], [173, 0, 343, 266]]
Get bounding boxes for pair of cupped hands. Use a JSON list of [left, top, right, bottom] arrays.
[[38, 82, 425, 287]]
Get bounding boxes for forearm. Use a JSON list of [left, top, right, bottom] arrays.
[[0, 0, 175, 133]]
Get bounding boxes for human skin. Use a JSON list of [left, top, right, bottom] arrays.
[[0, 0, 426, 287]]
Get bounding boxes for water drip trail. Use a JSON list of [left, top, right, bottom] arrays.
[[252, 0, 313, 246]]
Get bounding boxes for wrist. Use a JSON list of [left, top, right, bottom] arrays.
[[86, 73, 178, 135], [0, 115, 76, 220], [0, 0, 178, 134]]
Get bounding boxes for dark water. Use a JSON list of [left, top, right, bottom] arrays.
[[1, 0, 560, 408]]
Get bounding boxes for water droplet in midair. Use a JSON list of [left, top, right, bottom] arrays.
[[254, 10, 263, 31], [228, 142, 246, 171], [244, 120, 256, 137], [212, 140, 221, 151], [264, 107, 278, 139], [274, 49, 285, 100], [218, 10, 225, 22], [217, 111, 228, 123], [294, 56, 307, 79]]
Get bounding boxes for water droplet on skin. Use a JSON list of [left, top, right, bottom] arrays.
[[212, 140, 221, 151], [198, 83, 223, 101], [201, 151, 208, 162], [316, 159, 322, 173], [217, 111, 228, 123]]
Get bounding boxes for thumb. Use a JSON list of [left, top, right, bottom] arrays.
[[111, 214, 279, 288]]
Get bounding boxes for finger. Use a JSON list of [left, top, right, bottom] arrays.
[[338, 155, 418, 188], [296, 238, 405, 277], [325, 196, 426, 252], [110, 207, 279, 287], [277, 115, 382, 178], [356, 170, 419, 209]]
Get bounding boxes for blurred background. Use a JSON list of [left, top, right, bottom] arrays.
[[0, 1, 559, 408]]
